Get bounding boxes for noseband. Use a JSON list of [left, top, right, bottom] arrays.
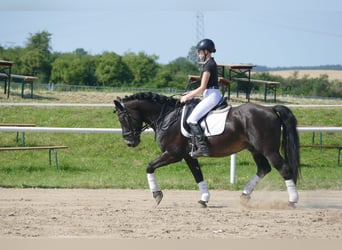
[[116, 101, 149, 139]]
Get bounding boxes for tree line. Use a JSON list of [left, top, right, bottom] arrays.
[[253, 72, 342, 98], [1, 31, 341, 97], [0, 31, 200, 90]]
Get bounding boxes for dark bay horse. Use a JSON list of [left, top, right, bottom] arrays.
[[114, 92, 300, 207]]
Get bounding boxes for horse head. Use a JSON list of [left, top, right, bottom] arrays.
[[114, 98, 143, 147], [114, 92, 180, 147]]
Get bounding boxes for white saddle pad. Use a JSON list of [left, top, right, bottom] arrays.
[[181, 105, 231, 137]]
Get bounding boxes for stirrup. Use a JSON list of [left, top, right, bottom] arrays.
[[190, 148, 209, 158]]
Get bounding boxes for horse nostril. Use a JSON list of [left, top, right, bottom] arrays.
[[125, 140, 136, 147]]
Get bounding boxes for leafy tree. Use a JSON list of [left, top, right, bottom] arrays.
[[168, 57, 199, 74], [21, 31, 52, 82], [153, 57, 199, 89], [330, 80, 342, 97], [51, 53, 89, 85], [74, 48, 88, 56], [95, 52, 133, 87], [82, 54, 97, 86], [50, 49, 97, 85], [0, 46, 26, 74], [26, 31, 51, 53], [152, 67, 174, 88], [123, 51, 159, 86]]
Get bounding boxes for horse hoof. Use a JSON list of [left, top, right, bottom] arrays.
[[288, 202, 297, 208], [240, 193, 251, 203], [153, 191, 163, 205], [198, 200, 208, 208]]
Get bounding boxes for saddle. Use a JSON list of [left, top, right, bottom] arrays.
[[181, 97, 231, 137]]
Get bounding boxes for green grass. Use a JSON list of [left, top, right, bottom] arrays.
[[0, 104, 342, 190]]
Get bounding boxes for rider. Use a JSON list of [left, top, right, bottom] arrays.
[[180, 38, 221, 158]]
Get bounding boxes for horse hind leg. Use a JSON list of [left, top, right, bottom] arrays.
[[268, 152, 299, 206], [285, 179, 298, 207], [184, 155, 210, 208], [241, 153, 271, 202]]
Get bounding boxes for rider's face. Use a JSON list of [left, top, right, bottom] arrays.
[[197, 50, 206, 61]]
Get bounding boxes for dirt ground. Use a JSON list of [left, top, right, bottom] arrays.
[[0, 188, 341, 239]]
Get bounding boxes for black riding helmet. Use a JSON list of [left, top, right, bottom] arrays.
[[196, 39, 216, 53]]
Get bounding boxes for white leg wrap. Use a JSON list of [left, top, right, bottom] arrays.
[[147, 173, 159, 193], [198, 181, 210, 202], [285, 179, 299, 203], [243, 175, 261, 195]]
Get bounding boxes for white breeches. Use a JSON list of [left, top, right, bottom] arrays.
[[187, 89, 221, 124]]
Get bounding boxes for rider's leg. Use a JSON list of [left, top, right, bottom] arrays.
[[187, 89, 221, 158], [188, 122, 209, 157]]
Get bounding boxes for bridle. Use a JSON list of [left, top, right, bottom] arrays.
[[115, 101, 149, 139]]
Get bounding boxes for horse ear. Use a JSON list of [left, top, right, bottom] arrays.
[[114, 100, 124, 112]]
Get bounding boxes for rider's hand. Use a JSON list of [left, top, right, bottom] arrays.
[[180, 95, 188, 103]]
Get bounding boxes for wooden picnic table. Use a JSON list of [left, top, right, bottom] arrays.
[[0, 72, 38, 98], [216, 63, 256, 101], [12, 74, 38, 98], [233, 77, 280, 102], [216, 63, 255, 77], [216, 63, 281, 102], [0, 60, 14, 98], [193, 63, 280, 102], [0, 59, 38, 98]]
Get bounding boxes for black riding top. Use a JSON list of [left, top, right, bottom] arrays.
[[201, 57, 218, 89]]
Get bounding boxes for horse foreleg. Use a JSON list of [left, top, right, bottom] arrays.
[[146, 151, 183, 206], [147, 173, 163, 205], [198, 181, 210, 207], [184, 155, 210, 207]]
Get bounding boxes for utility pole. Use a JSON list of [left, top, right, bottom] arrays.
[[195, 11, 205, 42], [188, 11, 205, 63]]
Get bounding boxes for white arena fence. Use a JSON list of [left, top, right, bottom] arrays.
[[1, 126, 341, 183]]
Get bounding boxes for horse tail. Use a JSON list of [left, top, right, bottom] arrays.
[[273, 105, 300, 184]]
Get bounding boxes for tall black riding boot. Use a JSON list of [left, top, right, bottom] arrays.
[[188, 123, 209, 158]]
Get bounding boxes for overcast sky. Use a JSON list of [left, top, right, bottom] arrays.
[[1, 0, 342, 67]]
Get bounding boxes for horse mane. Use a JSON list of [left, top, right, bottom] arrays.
[[122, 92, 179, 107]]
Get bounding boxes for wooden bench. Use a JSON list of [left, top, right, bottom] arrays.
[[0, 73, 38, 98], [0, 146, 68, 171], [0, 123, 36, 146], [233, 77, 280, 102], [187, 75, 231, 99], [301, 144, 342, 167]]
